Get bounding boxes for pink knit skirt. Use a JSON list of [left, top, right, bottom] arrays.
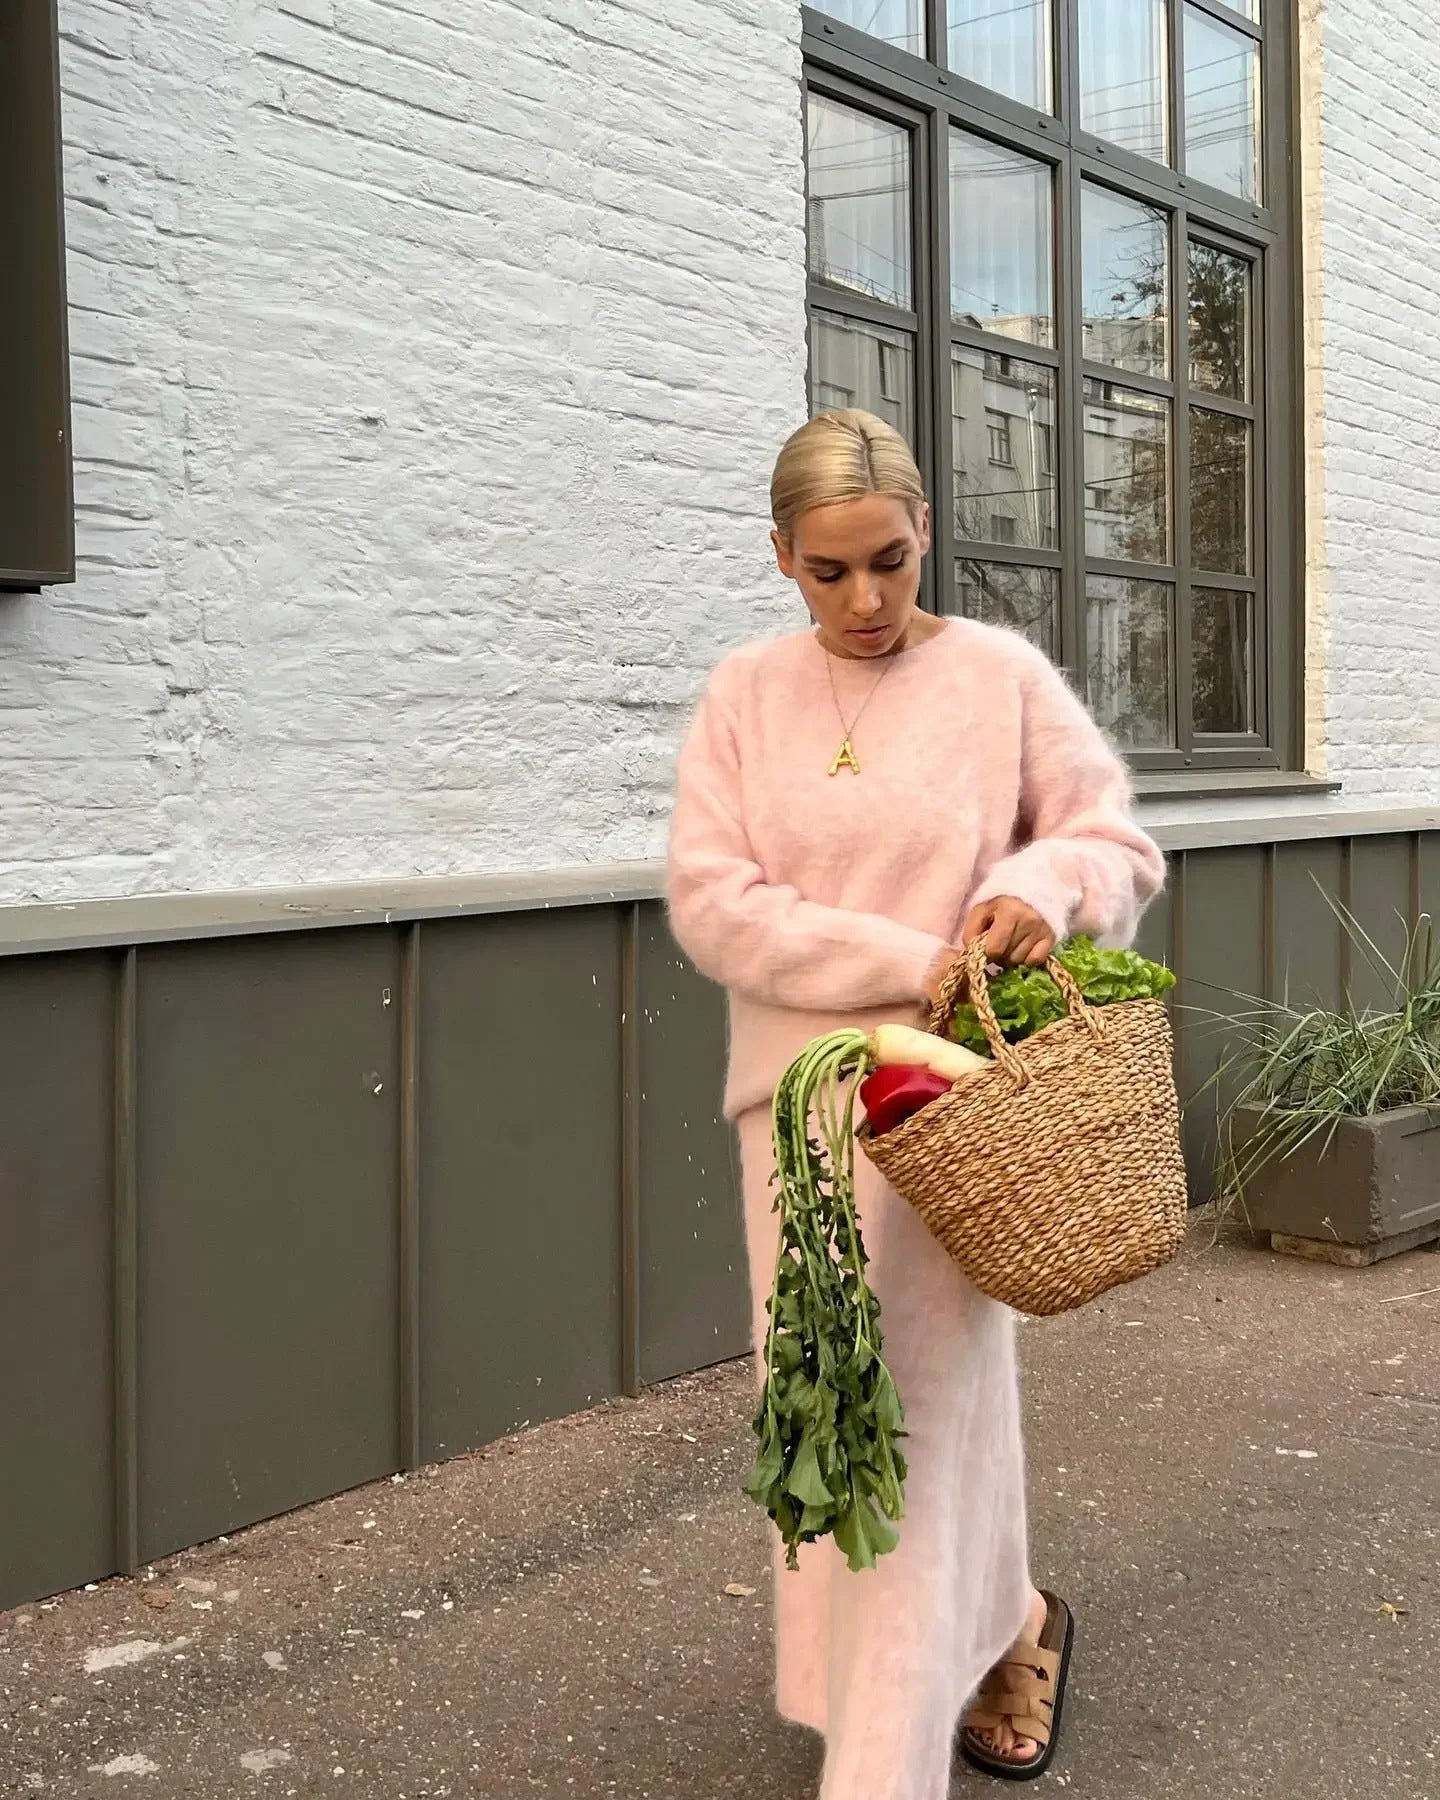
[[736, 1102, 1033, 1800]]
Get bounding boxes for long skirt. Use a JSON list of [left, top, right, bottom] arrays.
[[736, 1101, 1032, 1800]]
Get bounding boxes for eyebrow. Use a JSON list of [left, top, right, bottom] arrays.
[[802, 538, 908, 570]]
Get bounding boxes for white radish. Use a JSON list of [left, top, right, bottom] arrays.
[[869, 1024, 989, 1082]]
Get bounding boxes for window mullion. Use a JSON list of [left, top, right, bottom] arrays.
[[922, 103, 950, 617], [926, 0, 946, 67], [1058, 150, 1085, 687], [1174, 204, 1195, 759], [1169, 0, 1186, 177]]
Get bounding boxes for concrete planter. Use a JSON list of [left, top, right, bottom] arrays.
[[1233, 1104, 1440, 1264]]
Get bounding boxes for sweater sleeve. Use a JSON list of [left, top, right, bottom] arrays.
[[969, 650, 1166, 947], [666, 676, 949, 1011]]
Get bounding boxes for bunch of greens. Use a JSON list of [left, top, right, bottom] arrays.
[[945, 934, 1176, 1058], [747, 1030, 908, 1574]]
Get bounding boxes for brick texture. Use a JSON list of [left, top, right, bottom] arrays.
[[0, 0, 805, 902], [1303, 0, 1440, 800]]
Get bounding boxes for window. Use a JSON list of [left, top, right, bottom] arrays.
[[803, 0, 1299, 773], [1, 3, 73, 588]]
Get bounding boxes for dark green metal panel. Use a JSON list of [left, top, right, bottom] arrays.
[[1271, 838, 1346, 1008], [1347, 835, 1417, 1011], [1134, 885, 1172, 971], [134, 931, 402, 1562], [0, 954, 113, 1607], [1174, 847, 1267, 1192], [418, 910, 624, 1463], [636, 908, 748, 1386], [1422, 836, 1440, 929]]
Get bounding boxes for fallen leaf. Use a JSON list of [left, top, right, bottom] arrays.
[[638, 1576, 662, 1590], [723, 1584, 757, 1599], [140, 1591, 171, 1612], [1377, 1601, 1409, 1623]]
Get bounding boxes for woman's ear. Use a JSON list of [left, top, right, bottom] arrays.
[[915, 502, 933, 557], [771, 528, 796, 581]]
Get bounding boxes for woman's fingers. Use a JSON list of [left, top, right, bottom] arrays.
[[962, 897, 1056, 968]]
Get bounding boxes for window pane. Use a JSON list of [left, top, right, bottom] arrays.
[[1079, 0, 1169, 165], [1190, 408, 1250, 573], [1188, 242, 1250, 398], [954, 561, 1058, 657], [807, 97, 913, 310], [950, 131, 1054, 347], [1084, 380, 1170, 563], [952, 347, 1058, 550], [1081, 185, 1170, 378], [1086, 576, 1174, 747], [808, 0, 925, 56], [948, 0, 1053, 111], [1184, 6, 1260, 201], [1193, 589, 1255, 734], [811, 313, 916, 444]]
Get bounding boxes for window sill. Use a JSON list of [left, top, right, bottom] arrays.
[[1133, 770, 1341, 801]]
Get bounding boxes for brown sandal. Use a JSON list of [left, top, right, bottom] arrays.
[[958, 1590, 1073, 1782]]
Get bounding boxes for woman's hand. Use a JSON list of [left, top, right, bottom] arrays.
[[923, 899, 1055, 1007], [961, 897, 1056, 969]]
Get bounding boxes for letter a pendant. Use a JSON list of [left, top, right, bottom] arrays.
[[828, 737, 861, 777]]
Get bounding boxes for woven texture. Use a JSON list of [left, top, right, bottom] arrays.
[[860, 942, 1187, 1318]]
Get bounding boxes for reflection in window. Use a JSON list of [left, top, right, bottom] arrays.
[[807, 0, 925, 56], [952, 348, 1058, 551], [808, 97, 913, 310], [948, 0, 1053, 111], [950, 131, 1055, 347], [1082, 185, 1170, 379], [1193, 589, 1254, 734], [1083, 380, 1170, 563], [1190, 409, 1250, 574], [1086, 575, 1174, 747], [955, 560, 1058, 657], [812, 312, 916, 443], [1184, 6, 1260, 201], [1188, 242, 1250, 398], [1079, 0, 1169, 164]]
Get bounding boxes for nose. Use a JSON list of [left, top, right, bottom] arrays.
[[852, 579, 883, 620]]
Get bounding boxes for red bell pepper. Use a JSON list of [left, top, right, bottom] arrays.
[[859, 1066, 954, 1136]]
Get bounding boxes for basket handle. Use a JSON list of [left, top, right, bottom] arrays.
[[927, 939, 1101, 1082]]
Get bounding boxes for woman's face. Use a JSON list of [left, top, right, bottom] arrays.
[[773, 493, 932, 660]]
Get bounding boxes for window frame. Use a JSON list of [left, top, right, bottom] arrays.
[[1, 0, 74, 591], [801, 0, 1303, 777]]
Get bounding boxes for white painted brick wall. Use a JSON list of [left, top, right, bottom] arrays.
[[0, 0, 806, 903], [1303, 0, 1440, 803], [2, 0, 1434, 906]]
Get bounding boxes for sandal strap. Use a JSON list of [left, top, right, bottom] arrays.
[[964, 1649, 1060, 1748], [965, 1705, 1053, 1750]]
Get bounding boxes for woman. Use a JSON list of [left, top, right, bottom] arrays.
[[665, 410, 1164, 1796]]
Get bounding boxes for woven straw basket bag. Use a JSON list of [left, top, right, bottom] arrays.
[[860, 940, 1188, 1318]]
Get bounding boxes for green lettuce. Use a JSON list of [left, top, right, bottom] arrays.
[[946, 934, 1176, 1058]]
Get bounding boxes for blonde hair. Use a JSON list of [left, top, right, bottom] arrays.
[[769, 409, 926, 538]]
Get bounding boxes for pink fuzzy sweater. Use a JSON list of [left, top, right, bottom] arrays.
[[667, 620, 1165, 1119]]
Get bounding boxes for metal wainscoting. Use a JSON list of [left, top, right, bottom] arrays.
[[1, 828, 1437, 1608]]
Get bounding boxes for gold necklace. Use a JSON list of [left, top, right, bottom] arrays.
[[823, 649, 897, 776]]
